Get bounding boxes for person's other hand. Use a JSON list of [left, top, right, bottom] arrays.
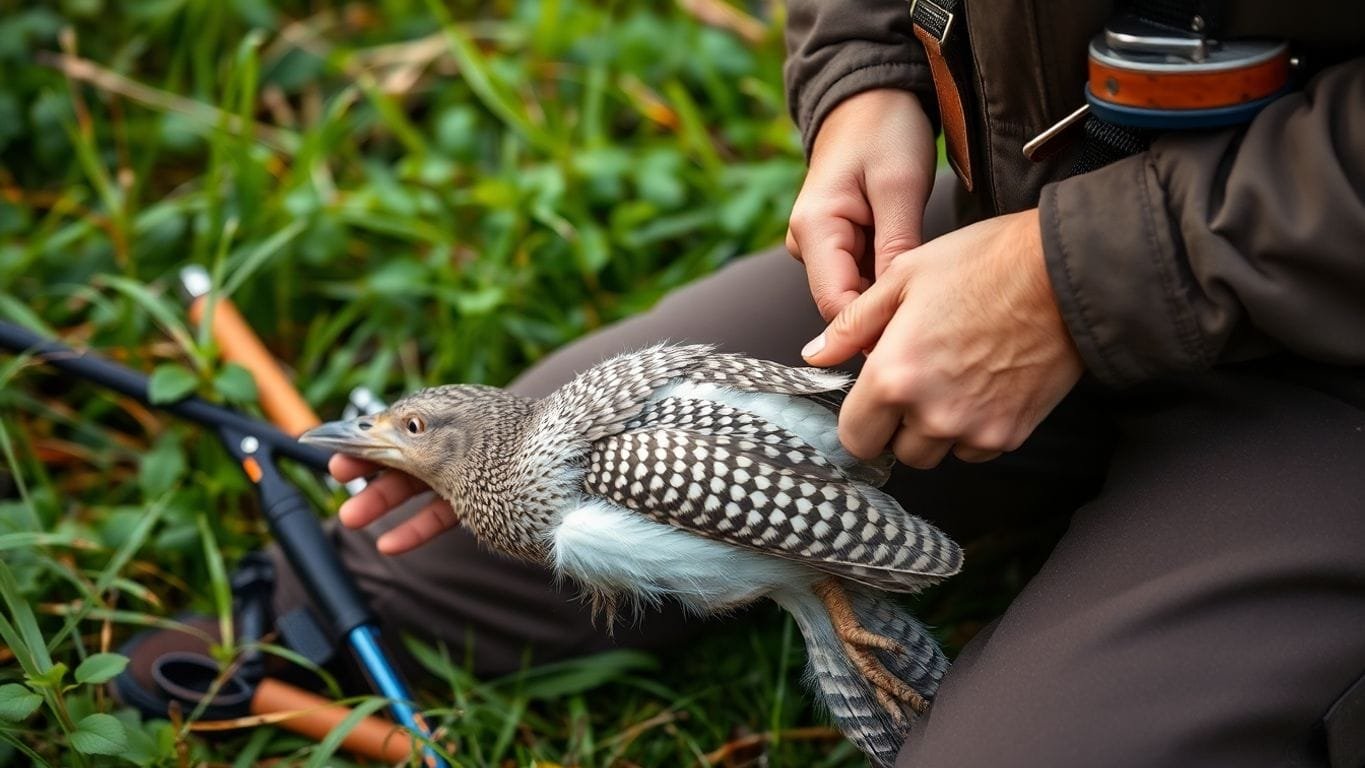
[[329, 455, 456, 554], [786, 89, 937, 321], [801, 209, 1083, 468]]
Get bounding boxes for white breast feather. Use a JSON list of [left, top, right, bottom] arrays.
[[552, 499, 811, 613]]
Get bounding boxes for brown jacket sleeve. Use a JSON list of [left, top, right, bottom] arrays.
[[1039, 58, 1365, 388], [783, 0, 938, 156]]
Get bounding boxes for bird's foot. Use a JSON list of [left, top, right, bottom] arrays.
[[813, 578, 930, 722]]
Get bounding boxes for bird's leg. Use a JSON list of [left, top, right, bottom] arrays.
[[813, 578, 931, 720]]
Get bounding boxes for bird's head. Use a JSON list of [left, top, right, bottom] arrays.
[[300, 384, 528, 493]]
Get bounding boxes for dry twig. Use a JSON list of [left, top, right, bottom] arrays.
[[703, 726, 844, 765], [35, 51, 298, 154]]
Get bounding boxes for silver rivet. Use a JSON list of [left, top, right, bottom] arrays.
[[240, 436, 260, 454]]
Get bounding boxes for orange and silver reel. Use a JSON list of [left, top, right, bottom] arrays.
[[1086, 15, 1291, 129]]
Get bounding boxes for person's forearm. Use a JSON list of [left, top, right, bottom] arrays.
[[783, 0, 939, 158], [1039, 57, 1365, 387]]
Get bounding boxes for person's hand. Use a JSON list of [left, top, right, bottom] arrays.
[[329, 455, 456, 554], [786, 89, 938, 321], [801, 209, 1083, 468]]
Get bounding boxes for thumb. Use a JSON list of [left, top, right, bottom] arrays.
[[801, 274, 903, 366], [868, 176, 928, 278]]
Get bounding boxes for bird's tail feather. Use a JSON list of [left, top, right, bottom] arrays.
[[774, 584, 948, 768], [848, 586, 949, 703]]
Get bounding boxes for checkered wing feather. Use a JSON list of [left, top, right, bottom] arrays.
[[535, 344, 853, 443], [582, 398, 962, 591]]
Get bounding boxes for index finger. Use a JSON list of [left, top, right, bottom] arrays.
[[837, 379, 902, 460], [336, 470, 429, 529], [328, 453, 380, 482]]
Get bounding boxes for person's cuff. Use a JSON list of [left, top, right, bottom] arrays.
[[1038, 153, 1212, 388], [793, 58, 937, 159]]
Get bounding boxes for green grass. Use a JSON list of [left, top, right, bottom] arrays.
[[0, 2, 1046, 765]]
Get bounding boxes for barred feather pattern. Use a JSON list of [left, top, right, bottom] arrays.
[[517, 343, 857, 535], [850, 586, 948, 702], [532, 344, 851, 445], [583, 398, 962, 590], [774, 586, 948, 768]]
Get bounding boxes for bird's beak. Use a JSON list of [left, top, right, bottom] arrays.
[[299, 414, 406, 464]]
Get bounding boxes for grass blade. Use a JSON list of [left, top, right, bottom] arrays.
[[426, 0, 560, 155]]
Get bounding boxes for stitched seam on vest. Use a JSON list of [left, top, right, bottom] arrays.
[[965, 4, 997, 211], [1137, 157, 1208, 372], [1048, 186, 1120, 382], [1022, 0, 1052, 122]]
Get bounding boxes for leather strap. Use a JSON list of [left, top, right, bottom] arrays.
[[911, 0, 974, 191]]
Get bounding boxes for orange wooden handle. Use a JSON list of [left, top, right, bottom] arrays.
[[1089, 52, 1288, 110], [251, 678, 414, 762], [189, 297, 321, 436]]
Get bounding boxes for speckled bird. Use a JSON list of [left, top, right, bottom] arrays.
[[301, 344, 963, 767]]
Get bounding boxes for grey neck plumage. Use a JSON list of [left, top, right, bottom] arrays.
[[434, 394, 578, 563]]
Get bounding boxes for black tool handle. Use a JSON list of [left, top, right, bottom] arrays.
[[1, 319, 374, 637], [248, 449, 374, 636], [0, 320, 330, 472]]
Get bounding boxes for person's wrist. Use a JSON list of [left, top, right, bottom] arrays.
[[811, 88, 934, 163]]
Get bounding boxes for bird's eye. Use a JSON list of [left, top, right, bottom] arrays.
[[405, 416, 426, 435]]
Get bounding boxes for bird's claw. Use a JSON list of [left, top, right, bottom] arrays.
[[814, 578, 931, 722]]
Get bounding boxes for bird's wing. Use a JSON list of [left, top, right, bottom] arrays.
[[583, 398, 962, 592], [683, 353, 893, 487], [536, 343, 895, 483], [536, 344, 853, 442]]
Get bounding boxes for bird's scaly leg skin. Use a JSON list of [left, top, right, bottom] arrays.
[[813, 578, 931, 720]]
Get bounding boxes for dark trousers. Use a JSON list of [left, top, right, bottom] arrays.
[[270, 179, 1365, 767]]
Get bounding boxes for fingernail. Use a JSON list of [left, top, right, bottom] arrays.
[[801, 332, 826, 359]]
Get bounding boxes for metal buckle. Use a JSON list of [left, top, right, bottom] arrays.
[[910, 0, 955, 45], [1104, 15, 1207, 62]]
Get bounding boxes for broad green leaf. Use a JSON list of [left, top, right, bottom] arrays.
[[70, 712, 128, 755], [147, 363, 198, 404], [74, 653, 129, 685], [212, 362, 258, 403], [138, 436, 186, 498], [115, 709, 170, 767], [0, 684, 41, 722]]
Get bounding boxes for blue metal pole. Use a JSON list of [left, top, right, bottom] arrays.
[[348, 624, 448, 767]]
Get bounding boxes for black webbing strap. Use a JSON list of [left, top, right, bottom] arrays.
[[1069, 116, 1156, 175], [911, 0, 961, 42]]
